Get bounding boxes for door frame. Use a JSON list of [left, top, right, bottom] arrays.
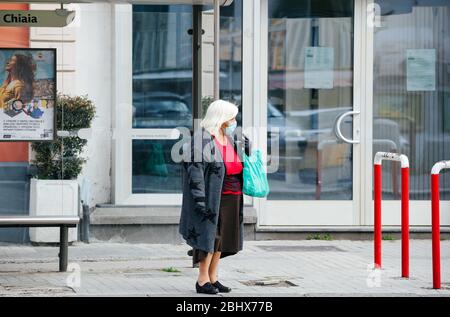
[[255, 0, 367, 227], [362, 0, 373, 227]]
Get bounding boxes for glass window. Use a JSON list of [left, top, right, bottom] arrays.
[[373, 0, 450, 200], [267, 0, 354, 200], [199, 1, 243, 124], [132, 139, 183, 194], [131, 4, 243, 194], [132, 5, 193, 130], [220, 0, 243, 125], [132, 5, 193, 194]]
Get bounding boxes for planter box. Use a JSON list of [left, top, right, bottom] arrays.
[[29, 179, 78, 243]]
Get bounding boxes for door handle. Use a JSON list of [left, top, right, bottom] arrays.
[[334, 111, 360, 144]]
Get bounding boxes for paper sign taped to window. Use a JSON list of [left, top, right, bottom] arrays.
[[304, 47, 334, 89], [407, 49, 436, 91]]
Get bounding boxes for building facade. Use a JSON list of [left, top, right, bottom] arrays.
[[1, 0, 450, 242]]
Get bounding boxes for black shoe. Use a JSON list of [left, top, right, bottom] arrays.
[[196, 282, 219, 295], [212, 281, 232, 293]]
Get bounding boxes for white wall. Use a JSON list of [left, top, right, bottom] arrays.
[[74, 3, 113, 206]]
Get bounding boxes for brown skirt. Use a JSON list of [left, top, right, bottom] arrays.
[[193, 194, 241, 264]]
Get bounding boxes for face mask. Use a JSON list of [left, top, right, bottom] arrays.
[[224, 122, 237, 136]]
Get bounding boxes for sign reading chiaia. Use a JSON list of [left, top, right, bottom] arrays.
[[0, 10, 75, 27], [2, 13, 38, 24], [0, 48, 56, 141]]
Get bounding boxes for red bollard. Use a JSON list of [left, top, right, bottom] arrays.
[[431, 161, 450, 289], [374, 164, 382, 268], [401, 167, 410, 278], [374, 152, 410, 278]]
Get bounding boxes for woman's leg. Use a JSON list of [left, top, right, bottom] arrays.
[[198, 252, 214, 286], [209, 251, 222, 283]]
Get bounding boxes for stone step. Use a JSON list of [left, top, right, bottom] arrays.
[[90, 205, 257, 244]]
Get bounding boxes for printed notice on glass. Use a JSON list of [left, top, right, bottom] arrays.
[[304, 47, 334, 89], [407, 49, 436, 91]]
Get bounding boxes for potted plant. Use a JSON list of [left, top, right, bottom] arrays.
[[29, 94, 95, 243]]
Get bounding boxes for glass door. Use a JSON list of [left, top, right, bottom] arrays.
[[113, 4, 195, 204], [131, 5, 193, 199], [258, 0, 362, 226], [368, 0, 450, 226]]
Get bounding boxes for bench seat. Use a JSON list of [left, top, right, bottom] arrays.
[[0, 216, 79, 227], [0, 216, 80, 272]]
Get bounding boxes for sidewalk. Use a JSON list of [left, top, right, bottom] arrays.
[[0, 239, 449, 297]]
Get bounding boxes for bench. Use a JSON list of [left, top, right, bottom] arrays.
[[0, 216, 79, 272]]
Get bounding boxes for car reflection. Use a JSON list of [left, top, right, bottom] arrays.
[[132, 92, 192, 129], [267, 102, 354, 199]]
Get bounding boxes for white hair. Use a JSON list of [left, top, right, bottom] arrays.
[[200, 99, 238, 136]]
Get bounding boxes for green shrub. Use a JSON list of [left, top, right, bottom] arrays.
[[31, 94, 96, 180]]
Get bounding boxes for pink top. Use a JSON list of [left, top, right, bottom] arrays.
[[214, 137, 243, 195]]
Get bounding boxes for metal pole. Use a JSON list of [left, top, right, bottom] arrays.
[[59, 225, 68, 272], [192, 5, 202, 121], [432, 173, 441, 289], [430, 161, 450, 289], [82, 204, 90, 243], [213, 0, 220, 100], [401, 167, 409, 278], [374, 163, 382, 269], [373, 151, 410, 275], [316, 149, 322, 200]]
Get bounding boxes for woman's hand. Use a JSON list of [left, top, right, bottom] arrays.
[[243, 135, 251, 156]]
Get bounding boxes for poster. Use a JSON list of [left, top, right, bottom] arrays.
[[304, 46, 334, 89], [406, 49, 436, 91], [0, 48, 55, 141]]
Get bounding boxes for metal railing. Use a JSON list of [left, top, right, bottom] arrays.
[[373, 152, 410, 278]]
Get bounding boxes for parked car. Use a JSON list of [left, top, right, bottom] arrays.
[[132, 92, 192, 129]]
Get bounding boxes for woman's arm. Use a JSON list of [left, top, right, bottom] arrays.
[[184, 139, 207, 213]]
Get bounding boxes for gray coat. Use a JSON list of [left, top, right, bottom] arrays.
[[179, 128, 250, 253]]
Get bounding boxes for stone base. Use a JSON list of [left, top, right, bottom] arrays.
[[90, 205, 257, 244]]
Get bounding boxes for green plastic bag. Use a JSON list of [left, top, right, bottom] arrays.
[[243, 149, 270, 197], [146, 143, 168, 177]]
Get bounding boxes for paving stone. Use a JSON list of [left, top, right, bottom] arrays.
[[0, 240, 449, 296]]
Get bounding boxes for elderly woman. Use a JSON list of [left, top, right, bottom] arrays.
[[179, 99, 250, 295]]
